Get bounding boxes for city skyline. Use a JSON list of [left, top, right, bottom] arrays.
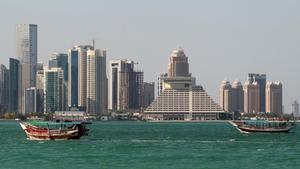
[[0, 0, 300, 110]]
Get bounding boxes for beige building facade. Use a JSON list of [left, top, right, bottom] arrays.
[[266, 81, 282, 114], [243, 81, 260, 113]]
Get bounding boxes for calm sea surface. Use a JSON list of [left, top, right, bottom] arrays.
[[0, 121, 299, 169]]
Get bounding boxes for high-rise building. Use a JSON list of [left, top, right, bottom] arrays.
[[68, 45, 93, 109], [36, 69, 44, 113], [143, 82, 155, 108], [49, 53, 68, 81], [266, 81, 283, 114], [0, 65, 9, 114], [9, 58, 20, 112], [68, 48, 79, 108], [167, 48, 190, 77], [243, 81, 260, 113], [108, 60, 144, 111], [219, 80, 232, 112], [292, 100, 299, 120], [49, 53, 68, 112], [44, 68, 65, 113], [231, 80, 244, 113], [248, 73, 266, 112], [17, 24, 38, 113], [25, 87, 37, 113], [144, 48, 225, 120], [86, 49, 107, 115]]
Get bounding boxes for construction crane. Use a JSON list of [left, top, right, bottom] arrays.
[[92, 38, 99, 49]]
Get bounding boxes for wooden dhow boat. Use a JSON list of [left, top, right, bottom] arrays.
[[20, 121, 91, 140], [230, 119, 295, 133]]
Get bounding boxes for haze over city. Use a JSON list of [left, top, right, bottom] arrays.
[[0, 0, 299, 110]]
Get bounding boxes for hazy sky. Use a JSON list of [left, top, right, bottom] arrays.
[[0, 0, 299, 112]]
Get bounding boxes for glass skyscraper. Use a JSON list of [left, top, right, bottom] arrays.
[[9, 58, 20, 112], [68, 49, 79, 108], [44, 68, 65, 113], [49, 53, 68, 81], [16, 24, 38, 113]]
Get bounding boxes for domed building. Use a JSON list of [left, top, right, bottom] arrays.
[[243, 80, 260, 113], [144, 48, 226, 121], [266, 81, 283, 114]]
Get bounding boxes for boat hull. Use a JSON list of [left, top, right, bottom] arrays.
[[20, 122, 85, 140], [237, 126, 293, 133], [230, 120, 295, 133]]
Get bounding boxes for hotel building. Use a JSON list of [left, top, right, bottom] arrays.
[[265, 81, 283, 114], [144, 48, 225, 120]]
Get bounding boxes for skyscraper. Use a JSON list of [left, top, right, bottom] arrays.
[[292, 100, 299, 120], [86, 49, 107, 115], [219, 80, 232, 112], [17, 24, 38, 113], [108, 60, 144, 111], [25, 87, 37, 113], [36, 69, 44, 113], [143, 82, 155, 108], [44, 68, 65, 113], [266, 81, 283, 114], [248, 73, 266, 112], [167, 48, 190, 77], [243, 81, 260, 113], [49, 53, 68, 81], [9, 58, 20, 112], [231, 80, 244, 113], [0, 65, 9, 114], [68, 45, 93, 109], [68, 48, 79, 108], [144, 48, 225, 121]]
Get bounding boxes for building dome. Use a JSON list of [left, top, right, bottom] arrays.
[[171, 48, 186, 58], [244, 80, 251, 86], [220, 79, 231, 88], [232, 79, 242, 88]]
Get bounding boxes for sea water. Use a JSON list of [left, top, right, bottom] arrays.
[[0, 121, 299, 169]]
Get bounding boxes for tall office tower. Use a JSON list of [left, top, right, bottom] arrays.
[[17, 24, 38, 113], [248, 73, 266, 112], [130, 71, 144, 109], [44, 68, 65, 113], [143, 82, 155, 108], [219, 80, 232, 112], [36, 70, 44, 113], [266, 82, 283, 114], [49, 53, 68, 81], [292, 100, 299, 120], [108, 60, 144, 111], [9, 58, 20, 112], [68, 48, 79, 108], [0, 65, 10, 113], [25, 87, 37, 113], [68, 45, 93, 109], [49, 53, 68, 111], [231, 80, 244, 113], [167, 48, 190, 77], [243, 81, 260, 113], [144, 48, 225, 121], [86, 49, 107, 115]]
